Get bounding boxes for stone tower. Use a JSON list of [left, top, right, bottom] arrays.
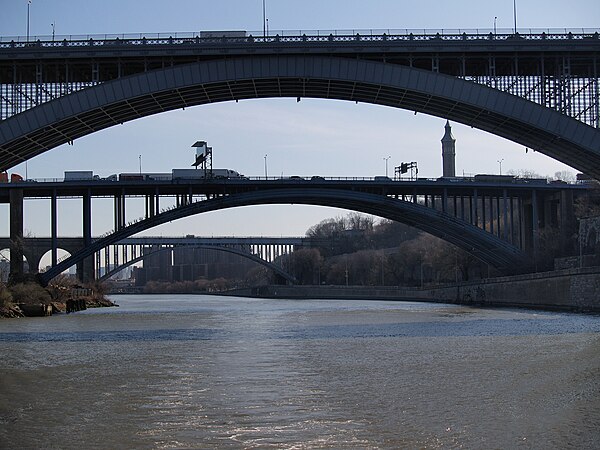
[[441, 120, 456, 177]]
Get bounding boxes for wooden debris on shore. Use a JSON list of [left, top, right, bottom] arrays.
[[0, 305, 25, 318]]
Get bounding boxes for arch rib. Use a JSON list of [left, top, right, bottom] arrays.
[[38, 189, 530, 285], [2, 55, 600, 177]]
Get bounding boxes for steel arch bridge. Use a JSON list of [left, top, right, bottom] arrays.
[[0, 30, 599, 176], [37, 188, 531, 285], [98, 243, 298, 284]]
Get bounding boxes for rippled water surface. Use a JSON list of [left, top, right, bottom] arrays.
[[1, 295, 600, 449]]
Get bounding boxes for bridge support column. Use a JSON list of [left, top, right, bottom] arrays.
[[503, 190, 509, 241], [78, 191, 95, 283], [532, 190, 540, 263], [559, 190, 576, 253], [472, 189, 478, 227], [145, 194, 156, 218], [9, 188, 24, 280], [76, 257, 95, 284], [51, 190, 58, 266], [114, 192, 125, 230]]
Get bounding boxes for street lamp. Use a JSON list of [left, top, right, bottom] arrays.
[[383, 155, 391, 177], [513, 0, 518, 34], [264, 154, 268, 178], [494, 16, 497, 35], [262, 0, 266, 37], [497, 158, 504, 175], [139, 155, 142, 174], [27, 0, 31, 42], [51, 21, 55, 41]]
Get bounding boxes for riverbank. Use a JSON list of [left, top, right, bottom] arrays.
[[224, 266, 600, 313], [0, 296, 118, 318], [0, 288, 119, 319]]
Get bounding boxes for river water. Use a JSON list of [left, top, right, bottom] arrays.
[[1, 295, 599, 449]]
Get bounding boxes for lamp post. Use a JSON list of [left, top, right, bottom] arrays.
[[51, 21, 55, 41], [383, 155, 391, 177], [513, 0, 517, 34], [27, 0, 31, 42], [262, 0, 266, 37], [264, 154, 268, 178], [494, 16, 497, 35], [139, 155, 142, 174], [497, 158, 504, 175]]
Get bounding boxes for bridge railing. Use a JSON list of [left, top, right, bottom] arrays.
[[1, 28, 599, 47]]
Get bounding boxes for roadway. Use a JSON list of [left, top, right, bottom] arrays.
[[0, 176, 589, 203]]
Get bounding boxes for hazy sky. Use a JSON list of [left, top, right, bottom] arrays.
[[1, 0, 599, 255]]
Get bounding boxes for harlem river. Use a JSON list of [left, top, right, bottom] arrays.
[[1, 295, 600, 449]]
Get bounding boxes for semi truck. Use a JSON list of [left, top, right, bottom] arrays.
[[64, 171, 99, 181], [0, 172, 23, 183], [171, 168, 244, 180]]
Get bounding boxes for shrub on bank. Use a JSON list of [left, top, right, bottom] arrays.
[[9, 282, 51, 305], [0, 283, 12, 307]]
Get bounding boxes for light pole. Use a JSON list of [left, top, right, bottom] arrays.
[[497, 158, 504, 175], [51, 21, 55, 41], [139, 155, 142, 174], [494, 16, 497, 35], [262, 0, 266, 37], [383, 155, 391, 177], [27, 0, 31, 42], [513, 0, 517, 34], [264, 154, 268, 178]]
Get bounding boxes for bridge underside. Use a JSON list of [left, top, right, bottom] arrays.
[[38, 189, 530, 285], [1, 55, 600, 177]]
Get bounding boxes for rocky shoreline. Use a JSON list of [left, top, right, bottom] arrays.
[[0, 297, 118, 319]]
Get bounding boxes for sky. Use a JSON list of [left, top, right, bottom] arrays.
[[1, 0, 599, 263]]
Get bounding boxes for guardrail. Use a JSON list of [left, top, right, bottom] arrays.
[[1, 28, 598, 48]]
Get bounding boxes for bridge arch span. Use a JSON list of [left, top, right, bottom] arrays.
[[39, 188, 530, 285], [2, 55, 600, 177], [99, 244, 297, 284]]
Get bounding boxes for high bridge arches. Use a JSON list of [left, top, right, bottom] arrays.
[[1, 55, 600, 177], [38, 188, 530, 285], [98, 244, 297, 284]]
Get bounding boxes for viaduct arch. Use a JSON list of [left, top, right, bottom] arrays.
[[99, 244, 297, 284], [1, 55, 600, 177], [38, 188, 530, 285]]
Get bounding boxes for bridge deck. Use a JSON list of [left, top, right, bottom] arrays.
[[0, 178, 588, 203]]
